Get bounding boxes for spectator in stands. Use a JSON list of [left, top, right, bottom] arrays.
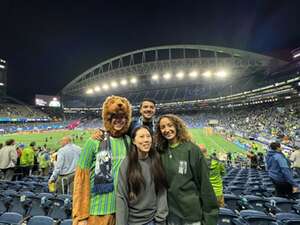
[[226, 152, 232, 167], [116, 126, 168, 225], [32, 145, 40, 175], [92, 98, 156, 141], [0, 139, 17, 181], [247, 151, 258, 169], [290, 146, 300, 178], [266, 142, 299, 198], [38, 147, 51, 176], [200, 145, 226, 207], [129, 98, 157, 135], [20, 141, 35, 177], [49, 136, 81, 194], [156, 114, 218, 225], [257, 152, 265, 170], [15, 144, 24, 180], [73, 96, 132, 225]]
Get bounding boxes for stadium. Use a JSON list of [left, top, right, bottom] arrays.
[[1, 44, 300, 225]]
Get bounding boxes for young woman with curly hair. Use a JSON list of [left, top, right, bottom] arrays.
[[156, 114, 219, 225], [116, 126, 168, 225]]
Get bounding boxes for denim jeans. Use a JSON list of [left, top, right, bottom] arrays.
[[167, 214, 201, 225]]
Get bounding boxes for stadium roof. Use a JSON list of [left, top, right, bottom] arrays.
[[62, 44, 287, 97]]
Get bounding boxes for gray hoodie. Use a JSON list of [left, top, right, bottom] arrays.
[[0, 145, 17, 169], [116, 156, 168, 225]]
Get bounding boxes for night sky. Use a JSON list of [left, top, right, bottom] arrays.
[[1, 0, 300, 103]]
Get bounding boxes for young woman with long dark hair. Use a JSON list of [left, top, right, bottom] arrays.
[[116, 126, 168, 225], [156, 114, 219, 225]]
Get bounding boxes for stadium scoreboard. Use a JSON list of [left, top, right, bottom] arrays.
[[35, 94, 61, 107]]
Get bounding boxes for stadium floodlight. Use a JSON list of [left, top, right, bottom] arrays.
[[202, 70, 212, 78], [151, 73, 159, 81], [163, 72, 171, 80], [293, 53, 300, 58], [94, 86, 101, 92], [120, 79, 128, 86], [130, 77, 137, 84], [189, 71, 198, 79], [216, 70, 227, 78], [176, 72, 184, 80], [111, 81, 118, 88], [86, 89, 94, 94], [102, 83, 109, 90], [0, 65, 5, 69], [0, 82, 4, 86]]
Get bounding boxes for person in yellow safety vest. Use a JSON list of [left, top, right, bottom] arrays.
[[38, 147, 51, 176], [199, 145, 226, 207], [20, 142, 36, 177]]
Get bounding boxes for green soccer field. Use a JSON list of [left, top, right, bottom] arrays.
[[0, 128, 263, 155], [0, 130, 91, 151]]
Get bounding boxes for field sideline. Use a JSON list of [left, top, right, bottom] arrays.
[[0, 128, 263, 155]]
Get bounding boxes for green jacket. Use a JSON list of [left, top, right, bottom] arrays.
[[20, 147, 35, 166], [160, 141, 219, 225], [206, 157, 226, 197]]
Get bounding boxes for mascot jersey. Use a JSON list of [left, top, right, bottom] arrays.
[[73, 96, 132, 222]]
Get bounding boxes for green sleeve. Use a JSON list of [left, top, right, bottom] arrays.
[[77, 138, 99, 169], [220, 162, 226, 177], [189, 143, 219, 225]]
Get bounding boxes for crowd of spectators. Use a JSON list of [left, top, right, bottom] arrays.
[[0, 103, 50, 119]]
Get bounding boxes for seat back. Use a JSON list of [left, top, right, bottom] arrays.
[[0, 212, 23, 224], [218, 208, 239, 225], [240, 210, 278, 225], [27, 216, 55, 225], [276, 212, 300, 225]]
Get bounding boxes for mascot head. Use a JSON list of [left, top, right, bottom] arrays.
[[102, 95, 132, 137]]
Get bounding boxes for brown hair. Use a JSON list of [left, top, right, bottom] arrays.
[[127, 126, 168, 200], [5, 139, 15, 146], [270, 142, 281, 151], [155, 114, 192, 152]]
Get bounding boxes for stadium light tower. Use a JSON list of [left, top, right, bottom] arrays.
[[163, 72, 171, 80], [176, 71, 184, 80], [102, 83, 109, 90], [216, 70, 227, 78], [120, 78, 128, 86], [151, 73, 159, 81], [86, 89, 94, 94], [202, 70, 212, 78], [94, 86, 101, 92], [111, 81, 118, 88], [130, 77, 137, 84], [189, 70, 198, 79]]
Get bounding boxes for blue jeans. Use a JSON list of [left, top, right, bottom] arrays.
[[168, 214, 201, 225], [145, 221, 155, 225]]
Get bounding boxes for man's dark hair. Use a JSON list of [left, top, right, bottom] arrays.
[[5, 139, 15, 146], [270, 142, 281, 150], [30, 141, 36, 147], [139, 98, 156, 108]]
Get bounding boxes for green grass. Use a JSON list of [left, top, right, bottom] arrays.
[[0, 130, 91, 151], [0, 128, 264, 154]]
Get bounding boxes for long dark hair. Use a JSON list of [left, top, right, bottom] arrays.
[[127, 126, 168, 200]]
